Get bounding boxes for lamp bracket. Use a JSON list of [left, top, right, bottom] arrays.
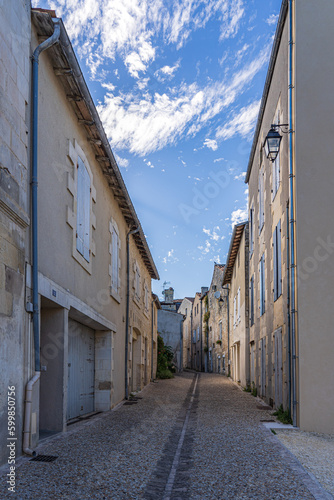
[[271, 123, 290, 134]]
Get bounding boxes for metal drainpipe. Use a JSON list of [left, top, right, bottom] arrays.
[[23, 19, 60, 457], [151, 299, 154, 381], [286, 203, 291, 416], [288, 0, 297, 427], [200, 299, 203, 372], [222, 286, 230, 375], [31, 19, 60, 373], [125, 227, 139, 399], [190, 309, 193, 369]]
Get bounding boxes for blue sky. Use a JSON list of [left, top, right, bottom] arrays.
[[34, 0, 281, 299]]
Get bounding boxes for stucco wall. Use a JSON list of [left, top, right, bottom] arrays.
[[0, 0, 31, 466], [247, 14, 290, 409], [295, 0, 334, 434]]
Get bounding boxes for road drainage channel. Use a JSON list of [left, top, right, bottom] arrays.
[[144, 373, 199, 500]]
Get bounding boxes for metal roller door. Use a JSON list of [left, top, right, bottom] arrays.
[[67, 319, 95, 420]]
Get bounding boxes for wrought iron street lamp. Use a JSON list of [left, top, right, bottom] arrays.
[[264, 124, 289, 162]]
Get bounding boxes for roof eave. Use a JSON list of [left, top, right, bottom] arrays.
[[31, 10, 159, 280], [245, 0, 289, 184]]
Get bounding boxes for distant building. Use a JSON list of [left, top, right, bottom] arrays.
[[204, 265, 228, 374], [222, 223, 249, 388], [178, 297, 194, 369], [160, 287, 182, 312], [157, 309, 184, 372]]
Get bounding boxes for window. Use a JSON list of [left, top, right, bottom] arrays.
[[193, 329, 196, 343], [272, 109, 280, 199], [144, 283, 149, 311], [219, 321, 222, 340], [250, 275, 254, 326], [76, 156, 90, 262], [197, 326, 200, 341], [249, 207, 254, 257], [237, 287, 241, 323], [259, 166, 264, 233], [273, 220, 282, 301], [134, 263, 141, 299], [233, 295, 236, 329], [259, 253, 265, 316], [109, 220, 120, 296]]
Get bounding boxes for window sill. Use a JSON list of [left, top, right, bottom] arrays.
[[110, 288, 121, 304], [133, 294, 141, 308]]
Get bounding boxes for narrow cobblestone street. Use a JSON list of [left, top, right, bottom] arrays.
[[1, 373, 329, 499]]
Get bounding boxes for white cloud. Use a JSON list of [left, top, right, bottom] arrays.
[[162, 248, 179, 264], [48, 0, 246, 79], [155, 61, 180, 81], [97, 46, 270, 155], [216, 100, 261, 141], [114, 153, 129, 169], [203, 138, 218, 151], [234, 172, 246, 181], [220, 0, 244, 40], [266, 14, 279, 26], [203, 226, 224, 242], [231, 207, 248, 227]]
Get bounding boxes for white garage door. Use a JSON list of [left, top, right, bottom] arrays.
[[67, 319, 95, 420]]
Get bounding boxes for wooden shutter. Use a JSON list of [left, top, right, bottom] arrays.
[[76, 157, 90, 262], [273, 226, 277, 301], [277, 220, 282, 297]]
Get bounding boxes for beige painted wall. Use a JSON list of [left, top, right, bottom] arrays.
[[32, 24, 155, 408], [294, 0, 334, 434], [229, 227, 249, 387], [247, 15, 290, 410]]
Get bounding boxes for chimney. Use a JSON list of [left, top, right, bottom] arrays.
[[201, 286, 208, 296], [163, 287, 174, 303]]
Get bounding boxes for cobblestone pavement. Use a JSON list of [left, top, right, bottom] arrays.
[[0, 373, 330, 499]]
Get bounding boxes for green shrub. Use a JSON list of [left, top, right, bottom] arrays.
[[273, 405, 292, 425], [157, 369, 174, 379], [251, 382, 257, 397], [157, 335, 175, 378]]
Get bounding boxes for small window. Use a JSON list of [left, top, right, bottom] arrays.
[[249, 206, 254, 256], [76, 157, 90, 262], [250, 275, 254, 326], [237, 287, 241, 323], [111, 225, 119, 293], [135, 264, 141, 299], [259, 166, 264, 233], [273, 220, 282, 301], [272, 109, 280, 199], [219, 321, 222, 340], [144, 283, 149, 311], [259, 253, 265, 316]]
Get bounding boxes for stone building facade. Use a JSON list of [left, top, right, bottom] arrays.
[[205, 265, 228, 374], [178, 297, 194, 369], [0, 5, 159, 465], [245, 0, 334, 432], [222, 224, 249, 388]]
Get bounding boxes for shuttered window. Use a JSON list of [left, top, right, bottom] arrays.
[[111, 226, 119, 293], [273, 220, 282, 301], [76, 157, 90, 262], [249, 207, 254, 256], [260, 253, 265, 316], [250, 275, 254, 326], [237, 287, 241, 323], [272, 109, 280, 199], [259, 167, 264, 233]]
